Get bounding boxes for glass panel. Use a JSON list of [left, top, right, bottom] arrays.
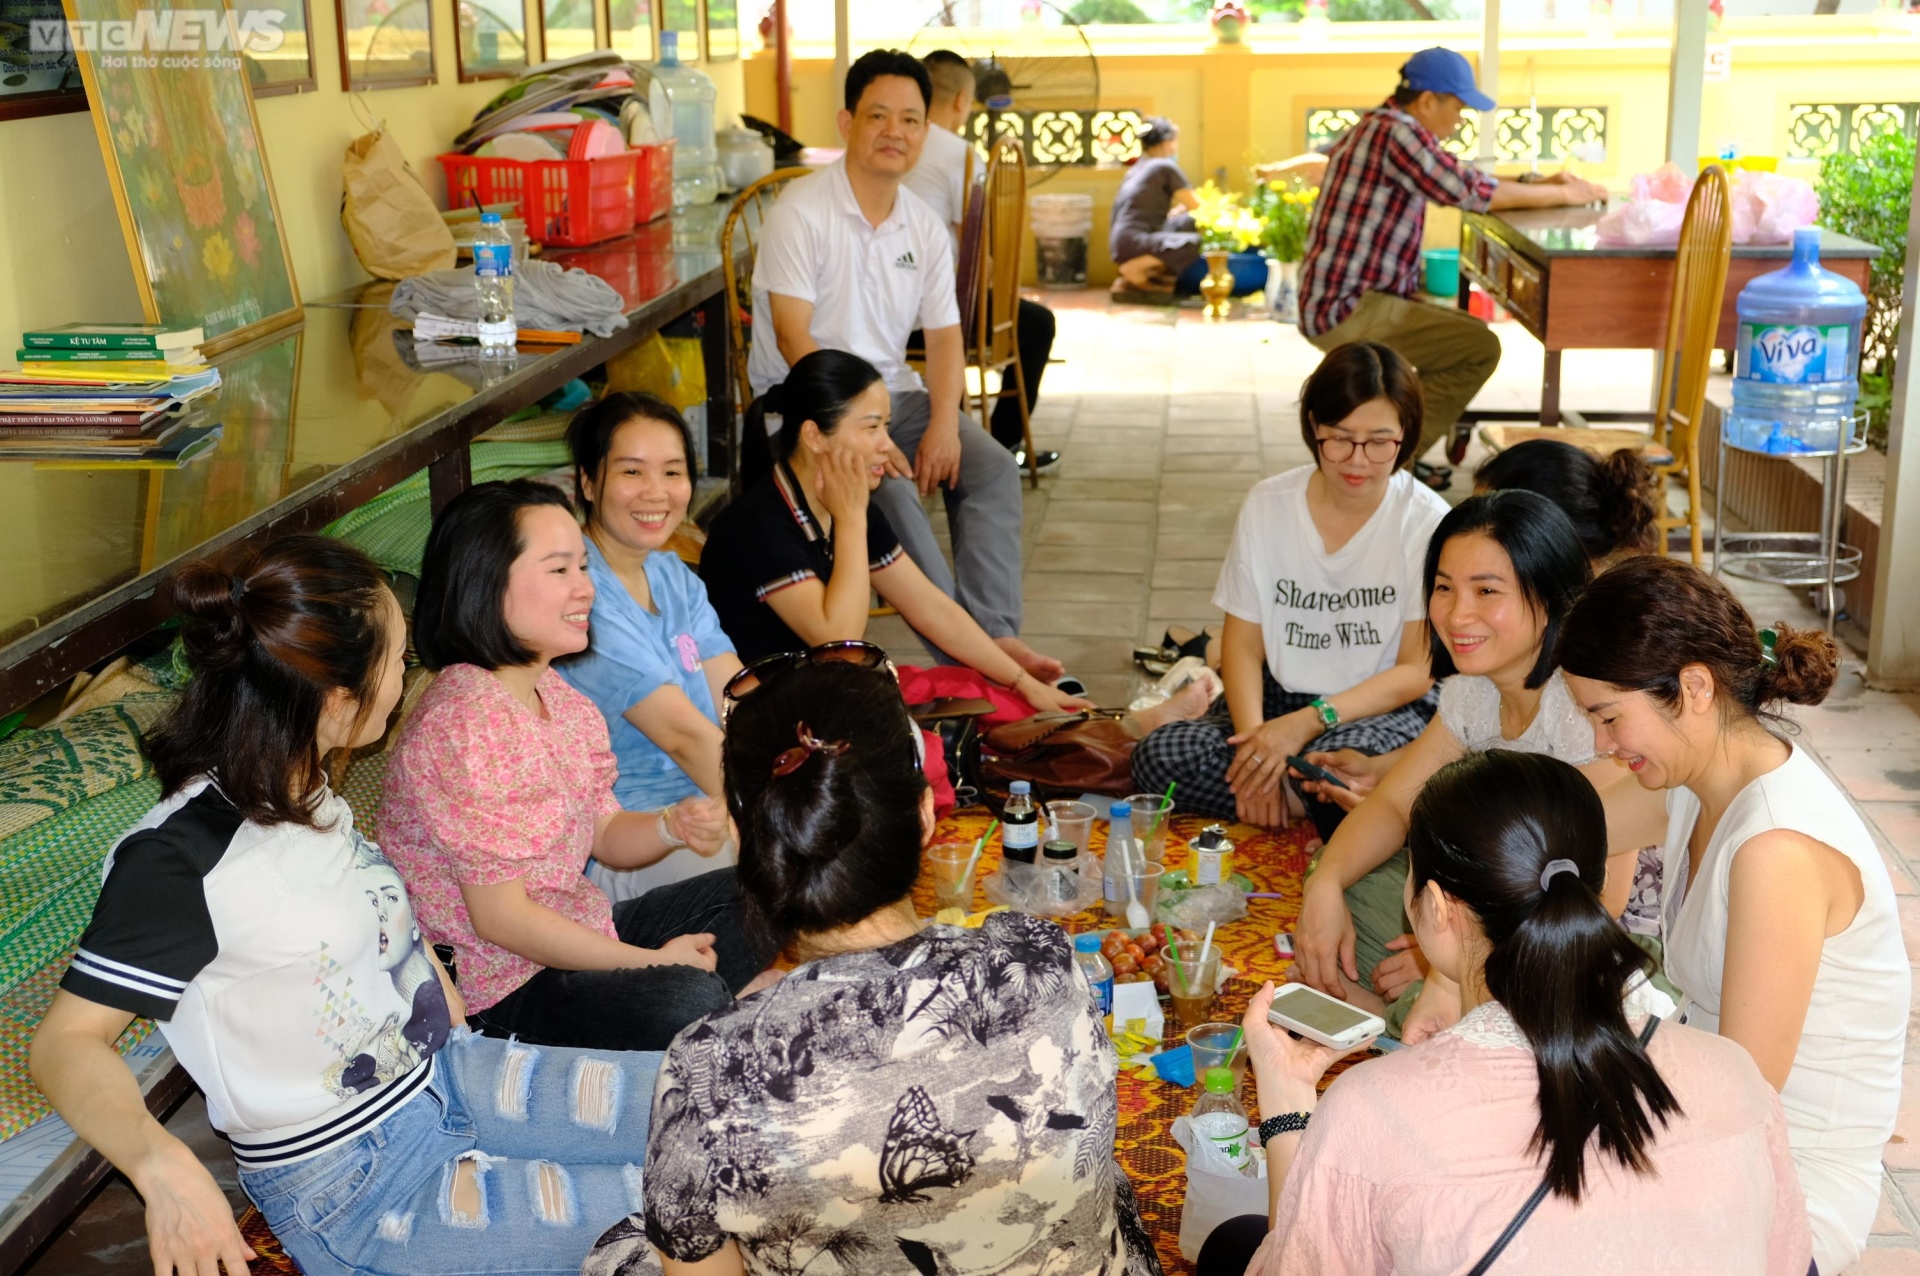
[[456, 0, 529, 80], [540, 0, 595, 62], [337, 0, 434, 88], [0, 0, 85, 115], [237, 0, 314, 93], [659, 0, 696, 56], [703, 0, 736, 60], [607, 0, 653, 61]]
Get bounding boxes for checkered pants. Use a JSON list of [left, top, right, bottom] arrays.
[[1131, 670, 1438, 841]]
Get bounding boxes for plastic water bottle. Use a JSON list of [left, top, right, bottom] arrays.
[[1191, 1067, 1253, 1172], [1073, 933, 1114, 1019], [1104, 800, 1142, 916], [1001, 781, 1039, 865], [650, 33, 722, 208], [1726, 226, 1868, 455], [472, 212, 516, 358]]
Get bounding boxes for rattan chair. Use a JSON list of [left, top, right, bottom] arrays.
[[977, 132, 1040, 487], [720, 166, 812, 419]]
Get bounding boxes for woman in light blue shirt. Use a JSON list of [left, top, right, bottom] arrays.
[[559, 392, 743, 901]]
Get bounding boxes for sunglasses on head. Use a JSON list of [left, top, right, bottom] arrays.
[[722, 640, 897, 720]]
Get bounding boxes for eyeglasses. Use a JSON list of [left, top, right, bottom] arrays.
[[1316, 434, 1404, 464], [721, 641, 897, 723]]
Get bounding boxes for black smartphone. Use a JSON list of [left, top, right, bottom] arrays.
[[1284, 753, 1350, 791]]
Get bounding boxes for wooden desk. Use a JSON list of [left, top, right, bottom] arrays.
[[0, 206, 737, 715], [1457, 208, 1879, 427]]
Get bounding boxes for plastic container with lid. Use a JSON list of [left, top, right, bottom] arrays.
[[718, 124, 775, 191], [649, 32, 723, 208], [1727, 226, 1869, 456]]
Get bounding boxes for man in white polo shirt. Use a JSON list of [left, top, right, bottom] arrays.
[[751, 49, 1061, 681]]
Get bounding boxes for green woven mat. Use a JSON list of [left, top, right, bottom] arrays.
[[0, 693, 172, 843], [324, 440, 571, 578], [0, 962, 156, 1141], [338, 747, 392, 836]]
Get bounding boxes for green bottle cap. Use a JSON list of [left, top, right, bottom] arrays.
[[1203, 1066, 1236, 1093]]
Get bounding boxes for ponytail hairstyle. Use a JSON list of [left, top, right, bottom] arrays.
[[147, 535, 395, 827], [1408, 749, 1681, 1201], [1474, 438, 1657, 562], [740, 349, 886, 486], [1557, 554, 1837, 724], [566, 390, 698, 519], [1423, 490, 1591, 688], [721, 659, 929, 948]]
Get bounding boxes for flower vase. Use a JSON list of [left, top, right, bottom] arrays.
[[1264, 258, 1300, 324], [1199, 250, 1235, 321]]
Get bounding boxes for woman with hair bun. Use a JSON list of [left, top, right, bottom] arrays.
[[1198, 749, 1807, 1276], [588, 657, 1162, 1276], [1559, 555, 1907, 1276], [32, 537, 672, 1276], [1474, 437, 1658, 568], [1109, 115, 1202, 300]]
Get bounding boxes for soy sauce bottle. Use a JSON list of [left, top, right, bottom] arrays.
[[1002, 781, 1040, 864]]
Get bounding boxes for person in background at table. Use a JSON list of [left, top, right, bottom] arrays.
[[31, 536, 671, 1276], [583, 658, 1164, 1276], [906, 47, 1061, 473], [702, 349, 1213, 732], [752, 48, 1063, 685], [382, 480, 778, 1053], [1559, 556, 1908, 1276], [1298, 47, 1607, 490], [1109, 116, 1201, 303], [1193, 750, 1809, 1276], [1131, 343, 1446, 841], [556, 391, 742, 903], [1475, 437, 1658, 569], [1289, 492, 1660, 1039]]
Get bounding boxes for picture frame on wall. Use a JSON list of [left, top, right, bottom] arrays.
[[236, 0, 315, 95], [336, 0, 435, 90], [605, 0, 652, 63], [0, 0, 86, 121], [454, 0, 530, 81], [701, 0, 735, 62], [61, 0, 303, 356]]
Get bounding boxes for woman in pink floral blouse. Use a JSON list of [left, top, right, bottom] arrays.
[[382, 480, 777, 1052]]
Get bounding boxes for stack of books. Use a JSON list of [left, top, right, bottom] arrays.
[[0, 324, 224, 466]]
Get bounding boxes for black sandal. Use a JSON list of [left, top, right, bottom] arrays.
[[1413, 459, 1453, 492]]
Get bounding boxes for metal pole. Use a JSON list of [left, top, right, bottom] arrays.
[[774, 0, 792, 133], [1664, 0, 1707, 165], [834, 0, 850, 114], [1478, 0, 1501, 166]]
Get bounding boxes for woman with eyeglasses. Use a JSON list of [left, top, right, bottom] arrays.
[[1133, 343, 1447, 840], [380, 480, 779, 1054], [585, 656, 1164, 1276]]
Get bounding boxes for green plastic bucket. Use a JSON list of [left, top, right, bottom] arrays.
[[1422, 247, 1461, 298]]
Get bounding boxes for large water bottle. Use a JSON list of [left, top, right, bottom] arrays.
[[1726, 226, 1868, 455], [472, 212, 516, 358], [650, 32, 722, 208]]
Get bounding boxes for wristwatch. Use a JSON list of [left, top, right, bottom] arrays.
[[1258, 1112, 1312, 1143], [1309, 697, 1340, 729]]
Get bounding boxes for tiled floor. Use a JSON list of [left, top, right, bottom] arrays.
[[22, 294, 1920, 1272]]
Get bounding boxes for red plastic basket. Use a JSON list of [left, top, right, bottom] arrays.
[[633, 139, 676, 226], [439, 151, 639, 248]]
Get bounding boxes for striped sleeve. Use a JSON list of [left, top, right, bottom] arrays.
[[62, 808, 232, 1020]]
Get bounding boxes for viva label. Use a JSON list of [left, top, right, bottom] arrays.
[[1737, 323, 1850, 385]]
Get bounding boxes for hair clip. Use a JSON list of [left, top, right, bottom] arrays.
[[1758, 628, 1778, 669], [230, 577, 247, 603], [771, 722, 850, 777]]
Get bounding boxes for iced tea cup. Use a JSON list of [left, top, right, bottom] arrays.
[[1187, 1022, 1246, 1084], [1126, 792, 1174, 862], [1045, 800, 1097, 856], [924, 843, 978, 915], [1166, 942, 1221, 1028]]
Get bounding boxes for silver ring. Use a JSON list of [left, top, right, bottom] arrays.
[[1251, 754, 1264, 765]]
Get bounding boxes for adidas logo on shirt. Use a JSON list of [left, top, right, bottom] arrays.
[[894, 250, 917, 271]]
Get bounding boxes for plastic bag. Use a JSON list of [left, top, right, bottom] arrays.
[[1158, 882, 1249, 930], [605, 331, 707, 411], [1172, 1115, 1269, 1261], [341, 128, 457, 281], [1731, 170, 1819, 245], [1597, 162, 1818, 247]]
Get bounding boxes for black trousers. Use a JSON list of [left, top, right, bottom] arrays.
[[989, 297, 1057, 450], [470, 867, 775, 1053], [1196, 1214, 1270, 1276]]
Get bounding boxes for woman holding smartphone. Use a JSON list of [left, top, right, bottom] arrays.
[[1197, 750, 1808, 1276], [1559, 556, 1907, 1276]]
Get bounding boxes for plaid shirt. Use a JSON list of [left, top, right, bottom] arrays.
[[1298, 102, 1498, 338]]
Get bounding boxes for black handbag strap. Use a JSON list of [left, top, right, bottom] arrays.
[[1465, 1015, 1662, 1276]]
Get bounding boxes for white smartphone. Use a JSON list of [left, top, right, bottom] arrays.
[[1266, 983, 1385, 1050]]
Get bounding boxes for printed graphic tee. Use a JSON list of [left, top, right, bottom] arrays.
[[607, 910, 1160, 1276], [1213, 465, 1447, 695], [62, 779, 451, 1169]]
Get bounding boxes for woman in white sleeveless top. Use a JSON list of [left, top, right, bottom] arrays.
[[1561, 556, 1907, 1275]]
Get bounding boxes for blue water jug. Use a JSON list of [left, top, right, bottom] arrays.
[[1726, 226, 1867, 455]]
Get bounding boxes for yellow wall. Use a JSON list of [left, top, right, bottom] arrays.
[[745, 12, 1920, 287]]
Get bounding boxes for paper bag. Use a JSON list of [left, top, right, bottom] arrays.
[[1172, 1115, 1270, 1261], [342, 129, 458, 281]]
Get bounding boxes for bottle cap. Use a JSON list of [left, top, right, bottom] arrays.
[[480, 212, 503, 224], [1043, 839, 1078, 861], [1073, 933, 1101, 953], [1203, 1066, 1237, 1094], [1110, 801, 1132, 818], [1009, 781, 1031, 795]]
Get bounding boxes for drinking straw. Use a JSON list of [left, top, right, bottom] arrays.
[[1145, 780, 1177, 844], [1198, 919, 1217, 967], [959, 818, 998, 897]]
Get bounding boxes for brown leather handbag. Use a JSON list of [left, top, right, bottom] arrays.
[[978, 710, 1141, 806]]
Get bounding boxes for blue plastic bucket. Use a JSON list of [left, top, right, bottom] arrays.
[[1422, 247, 1461, 298]]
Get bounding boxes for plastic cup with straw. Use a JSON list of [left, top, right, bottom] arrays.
[[959, 818, 998, 903]]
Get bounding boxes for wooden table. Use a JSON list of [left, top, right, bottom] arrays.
[[0, 206, 737, 715], [1456, 207, 1879, 429]]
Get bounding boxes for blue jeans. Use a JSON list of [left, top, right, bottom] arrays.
[[239, 1029, 661, 1275]]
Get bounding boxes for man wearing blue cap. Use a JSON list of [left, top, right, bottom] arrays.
[[1298, 46, 1604, 487]]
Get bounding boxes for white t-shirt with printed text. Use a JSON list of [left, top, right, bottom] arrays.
[[748, 159, 961, 398], [1213, 465, 1447, 694]]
